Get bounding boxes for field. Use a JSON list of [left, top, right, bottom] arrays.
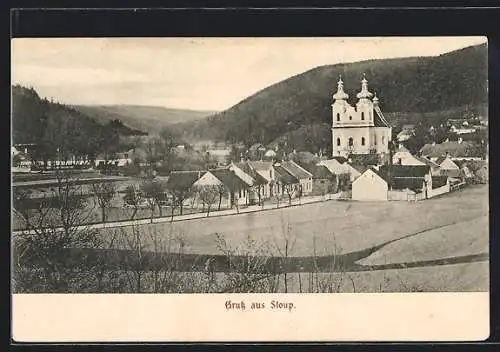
[[13, 184, 489, 293], [102, 185, 488, 257]]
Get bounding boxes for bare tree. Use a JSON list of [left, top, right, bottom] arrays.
[[272, 212, 297, 293], [167, 183, 194, 218], [123, 185, 143, 220], [196, 185, 219, 217], [12, 171, 102, 293], [140, 179, 167, 221], [216, 184, 228, 211], [283, 184, 295, 206], [91, 181, 116, 222]]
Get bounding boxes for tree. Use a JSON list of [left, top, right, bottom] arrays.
[[167, 184, 194, 221], [123, 185, 143, 220], [159, 128, 177, 173], [91, 181, 116, 223], [140, 179, 167, 221], [196, 185, 219, 217], [216, 184, 228, 211], [12, 171, 102, 293], [283, 184, 295, 206]]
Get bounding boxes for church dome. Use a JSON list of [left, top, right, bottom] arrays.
[[356, 75, 373, 99], [333, 76, 349, 100]]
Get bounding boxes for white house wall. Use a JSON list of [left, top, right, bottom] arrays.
[[352, 170, 388, 201]]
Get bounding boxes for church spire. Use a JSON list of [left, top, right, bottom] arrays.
[[333, 75, 349, 101], [373, 91, 379, 106], [356, 73, 373, 100]]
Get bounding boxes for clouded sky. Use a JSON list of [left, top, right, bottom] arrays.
[[11, 37, 487, 111]]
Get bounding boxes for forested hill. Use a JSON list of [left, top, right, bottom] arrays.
[[72, 105, 216, 135], [12, 85, 146, 155], [174, 43, 487, 147]]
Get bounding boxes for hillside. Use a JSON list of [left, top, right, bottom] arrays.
[[173, 43, 487, 151], [72, 105, 216, 135], [11, 85, 145, 162]]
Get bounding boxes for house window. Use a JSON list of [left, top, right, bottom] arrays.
[[361, 137, 365, 146], [349, 116, 352, 120], [348, 137, 353, 147], [239, 189, 242, 197], [269, 170, 272, 179], [361, 112, 365, 120], [336, 113, 340, 121], [336, 137, 341, 146], [382, 136, 385, 145]]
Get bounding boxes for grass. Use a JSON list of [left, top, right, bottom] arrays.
[[357, 215, 488, 266], [100, 185, 488, 258]]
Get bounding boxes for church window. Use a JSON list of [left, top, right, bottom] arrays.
[[361, 137, 365, 146], [336, 137, 341, 146], [361, 112, 365, 120], [382, 136, 385, 145], [349, 115, 352, 120], [336, 113, 340, 121], [348, 137, 353, 147]]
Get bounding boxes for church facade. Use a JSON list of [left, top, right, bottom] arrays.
[[331, 75, 392, 159]]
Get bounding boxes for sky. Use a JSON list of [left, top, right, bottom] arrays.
[[11, 37, 487, 111]]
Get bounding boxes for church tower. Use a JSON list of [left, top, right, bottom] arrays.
[[331, 74, 392, 159]]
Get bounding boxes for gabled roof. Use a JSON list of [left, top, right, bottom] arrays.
[[247, 161, 273, 171], [415, 156, 441, 168], [348, 153, 380, 166], [311, 165, 336, 179], [233, 162, 268, 185], [379, 164, 431, 178], [435, 156, 447, 165], [391, 177, 424, 192], [210, 169, 250, 191], [432, 176, 449, 189], [420, 141, 483, 158], [281, 160, 313, 179], [331, 156, 348, 164], [166, 170, 204, 190], [274, 165, 299, 185], [318, 158, 349, 175]]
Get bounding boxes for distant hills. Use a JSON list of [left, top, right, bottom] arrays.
[[172, 43, 488, 153], [71, 105, 216, 135], [12, 85, 145, 150]]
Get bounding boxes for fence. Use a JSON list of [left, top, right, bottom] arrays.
[[388, 190, 426, 202], [428, 184, 451, 198]]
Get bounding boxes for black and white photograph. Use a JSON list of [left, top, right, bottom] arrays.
[[11, 37, 489, 297]]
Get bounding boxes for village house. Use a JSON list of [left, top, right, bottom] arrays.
[[273, 164, 301, 199], [310, 165, 338, 195], [279, 160, 313, 195], [94, 149, 134, 168], [228, 161, 270, 205], [165, 170, 204, 207], [316, 158, 353, 189], [420, 140, 484, 162], [396, 124, 415, 142], [247, 161, 278, 196], [192, 168, 251, 209], [352, 164, 445, 201], [434, 154, 461, 178]]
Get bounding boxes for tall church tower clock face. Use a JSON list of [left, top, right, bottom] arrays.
[[331, 74, 392, 159]]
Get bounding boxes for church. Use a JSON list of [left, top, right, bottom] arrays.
[[331, 74, 392, 160]]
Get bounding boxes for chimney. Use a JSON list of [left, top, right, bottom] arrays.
[[198, 171, 201, 179]]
